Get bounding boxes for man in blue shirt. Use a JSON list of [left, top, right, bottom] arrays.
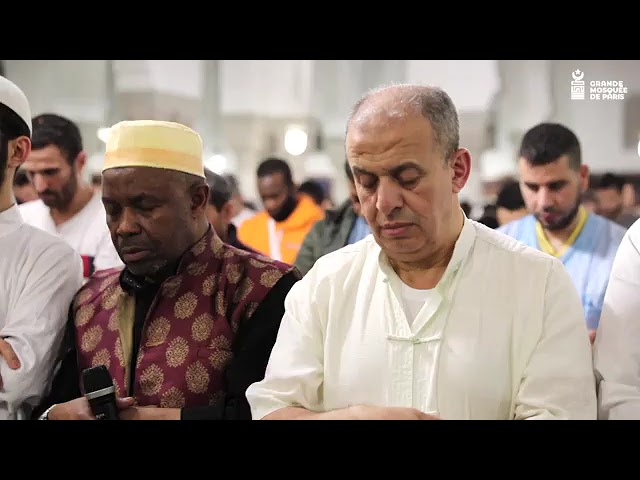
[[499, 123, 626, 343]]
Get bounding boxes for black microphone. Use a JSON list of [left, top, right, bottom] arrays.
[[81, 365, 119, 420]]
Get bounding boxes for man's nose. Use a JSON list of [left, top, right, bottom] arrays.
[[32, 174, 48, 193], [116, 208, 141, 236], [375, 178, 403, 216]]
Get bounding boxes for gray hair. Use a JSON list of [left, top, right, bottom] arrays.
[[345, 83, 460, 160]]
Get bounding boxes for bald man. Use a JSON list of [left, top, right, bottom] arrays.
[[35, 120, 300, 420], [246, 84, 596, 420]]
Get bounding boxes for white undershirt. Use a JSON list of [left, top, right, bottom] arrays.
[[399, 282, 436, 326]]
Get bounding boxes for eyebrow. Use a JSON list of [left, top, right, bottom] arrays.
[[524, 180, 568, 188], [352, 161, 425, 177]]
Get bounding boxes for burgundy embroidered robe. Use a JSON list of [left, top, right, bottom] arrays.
[[71, 229, 296, 408]]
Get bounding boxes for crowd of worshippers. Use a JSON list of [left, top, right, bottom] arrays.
[[3, 73, 640, 421]]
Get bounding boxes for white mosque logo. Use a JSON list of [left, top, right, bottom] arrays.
[[571, 69, 585, 100]]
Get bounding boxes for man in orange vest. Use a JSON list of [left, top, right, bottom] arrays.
[[238, 157, 324, 264]]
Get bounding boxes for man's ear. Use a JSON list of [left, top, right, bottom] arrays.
[[450, 148, 472, 194], [192, 182, 210, 214], [74, 151, 87, 174], [7, 136, 31, 169]]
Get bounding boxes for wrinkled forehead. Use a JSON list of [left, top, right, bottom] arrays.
[[347, 114, 434, 159]]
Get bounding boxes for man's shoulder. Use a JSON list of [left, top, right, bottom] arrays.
[[18, 222, 77, 260], [17, 199, 47, 219], [238, 210, 268, 229], [219, 245, 301, 285], [472, 219, 556, 266], [496, 214, 533, 236], [624, 216, 640, 242], [591, 213, 627, 242], [304, 235, 377, 281], [82, 267, 123, 290]]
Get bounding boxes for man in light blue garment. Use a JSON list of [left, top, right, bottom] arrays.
[[499, 123, 626, 344]]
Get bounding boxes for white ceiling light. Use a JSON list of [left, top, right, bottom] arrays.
[[202, 148, 238, 174], [284, 126, 308, 156], [204, 154, 228, 174], [97, 127, 111, 144]]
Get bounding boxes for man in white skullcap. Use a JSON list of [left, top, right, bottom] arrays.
[[34, 120, 300, 420], [0, 75, 83, 419]]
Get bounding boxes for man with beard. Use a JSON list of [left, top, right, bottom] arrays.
[[34, 120, 300, 420], [0, 76, 83, 419], [499, 122, 626, 343], [238, 157, 324, 264], [19, 114, 122, 280]]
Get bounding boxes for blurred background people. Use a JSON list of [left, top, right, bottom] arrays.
[[581, 188, 599, 214], [495, 180, 527, 226], [295, 160, 370, 276], [298, 179, 334, 211], [223, 173, 257, 229], [476, 203, 499, 228], [12, 168, 37, 204], [204, 168, 256, 253], [594, 172, 639, 228]]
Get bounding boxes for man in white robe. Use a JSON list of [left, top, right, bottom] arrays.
[[0, 76, 83, 419], [245, 84, 596, 420], [593, 218, 640, 419]]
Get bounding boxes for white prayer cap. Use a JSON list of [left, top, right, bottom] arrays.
[[0, 75, 32, 135]]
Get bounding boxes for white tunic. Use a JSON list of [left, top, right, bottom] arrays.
[[19, 192, 123, 278], [0, 205, 83, 419], [246, 219, 597, 420], [593, 219, 640, 419]]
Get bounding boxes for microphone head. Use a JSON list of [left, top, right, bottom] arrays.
[[81, 365, 114, 395]]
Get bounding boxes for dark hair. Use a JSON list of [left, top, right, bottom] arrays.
[[256, 157, 293, 186], [344, 160, 354, 182], [495, 181, 525, 211], [596, 172, 625, 192], [0, 103, 30, 142], [13, 168, 30, 186], [31, 113, 83, 164], [519, 122, 581, 170], [0, 103, 30, 181], [91, 173, 102, 186], [460, 200, 472, 217], [298, 180, 326, 206], [204, 168, 232, 211], [223, 173, 240, 195]]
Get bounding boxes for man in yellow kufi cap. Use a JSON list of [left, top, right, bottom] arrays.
[[34, 120, 300, 420]]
